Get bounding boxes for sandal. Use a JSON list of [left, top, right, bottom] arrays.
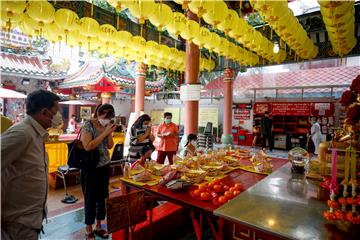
[[93, 229, 109, 239], [85, 232, 95, 240]]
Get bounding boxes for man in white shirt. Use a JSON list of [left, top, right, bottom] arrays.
[[1, 90, 60, 240], [311, 117, 322, 155]]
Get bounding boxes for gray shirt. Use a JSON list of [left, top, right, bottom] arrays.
[[1, 116, 49, 230]]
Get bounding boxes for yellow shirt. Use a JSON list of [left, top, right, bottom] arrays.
[[1, 115, 12, 134]]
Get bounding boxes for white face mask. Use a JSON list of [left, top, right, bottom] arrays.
[[99, 118, 110, 127], [191, 140, 197, 147]]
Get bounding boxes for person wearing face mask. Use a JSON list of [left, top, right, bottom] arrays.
[[1, 90, 60, 240], [310, 117, 322, 155], [80, 103, 117, 240], [180, 134, 198, 159], [128, 114, 155, 164], [131, 145, 153, 169], [156, 112, 179, 165]]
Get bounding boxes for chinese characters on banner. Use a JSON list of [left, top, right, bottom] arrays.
[[254, 103, 270, 114], [254, 102, 334, 117], [271, 103, 310, 116], [234, 109, 250, 120], [233, 103, 252, 120]]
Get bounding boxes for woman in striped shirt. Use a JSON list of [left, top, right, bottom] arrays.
[[128, 114, 155, 163]]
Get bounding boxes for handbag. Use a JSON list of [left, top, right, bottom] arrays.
[[67, 121, 100, 170]]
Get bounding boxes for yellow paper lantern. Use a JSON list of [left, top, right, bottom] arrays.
[[202, 1, 228, 27], [88, 37, 102, 52], [1, 1, 26, 31], [68, 30, 87, 47], [180, 19, 200, 43], [218, 9, 239, 34], [158, 44, 170, 59], [188, 0, 215, 17], [228, 18, 249, 40], [44, 22, 66, 43], [165, 12, 186, 37], [192, 27, 210, 48], [148, 3, 173, 31], [55, 9, 79, 34], [1, 1, 26, 15], [20, 14, 44, 37], [116, 30, 132, 48], [145, 41, 159, 56], [80, 17, 100, 38], [79, 17, 100, 49], [130, 36, 147, 53], [127, 0, 156, 25], [26, 0, 55, 27], [204, 32, 221, 52], [99, 24, 117, 44], [0, 11, 23, 32]]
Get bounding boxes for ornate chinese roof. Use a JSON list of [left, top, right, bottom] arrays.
[[58, 58, 165, 91], [0, 52, 66, 80]]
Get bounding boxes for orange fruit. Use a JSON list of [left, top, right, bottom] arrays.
[[213, 179, 221, 185], [213, 184, 223, 192], [224, 191, 234, 199], [218, 196, 228, 204], [208, 182, 216, 189], [198, 184, 207, 192], [200, 192, 210, 200], [193, 189, 201, 197], [234, 183, 243, 191], [233, 190, 241, 196]]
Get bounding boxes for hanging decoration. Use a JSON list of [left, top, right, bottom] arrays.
[[318, 0, 356, 56], [26, 0, 55, 36], [0, 0, 26, 32], [250, 0, 318, 60], [54, 8, 79, 44]]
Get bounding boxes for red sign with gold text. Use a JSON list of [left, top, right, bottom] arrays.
[[254, 103, 270, 115], [271, 103, 310, 116]]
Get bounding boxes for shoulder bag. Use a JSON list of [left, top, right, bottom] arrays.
[[67, 121, 100, 170]]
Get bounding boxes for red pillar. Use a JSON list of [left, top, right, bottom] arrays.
[[130, 96, 135, 112], [135, 63, 146, 112], [68, 104, 76, 120], [221, 69, 234, 144], [184, 10, 200, 135], [101, 93, 111, 104]]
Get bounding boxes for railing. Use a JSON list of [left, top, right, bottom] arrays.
[[250, 84, 350, 101]]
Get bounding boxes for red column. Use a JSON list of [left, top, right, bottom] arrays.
[[135, 63, 146, 112], [101, 93, 111, 104], [184, 10, 200, 135], [68, 104, 76, 120], [221, 69, 234, 144], [130, 96, 135, 112]]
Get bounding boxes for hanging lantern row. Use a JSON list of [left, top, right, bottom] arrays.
[[110, 0, 259, 66], [250, 0, 318, 60], [183, 0, 285, 63], [318, 0, 357, 57], [0, 1, 215, 72]]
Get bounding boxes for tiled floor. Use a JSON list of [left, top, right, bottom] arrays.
[[43, 147, 290, 240]]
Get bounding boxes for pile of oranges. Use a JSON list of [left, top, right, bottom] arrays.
[[190, 178, 243, 204]]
